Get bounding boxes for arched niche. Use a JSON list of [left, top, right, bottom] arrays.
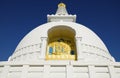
[[46, 26, 77, 60]]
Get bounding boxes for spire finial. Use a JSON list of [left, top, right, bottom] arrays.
[[58, 2, 66, 7], [56, 2, 68, 15], [47, 2, 76, 22]]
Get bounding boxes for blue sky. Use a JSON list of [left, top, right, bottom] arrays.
[[0, 0, 120, 61]]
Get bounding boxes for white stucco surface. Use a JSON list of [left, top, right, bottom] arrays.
[[9, 22, 114, 62], [0, 3, 119, 78]]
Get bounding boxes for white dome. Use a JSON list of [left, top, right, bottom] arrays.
[[9, 22, 114, 62]]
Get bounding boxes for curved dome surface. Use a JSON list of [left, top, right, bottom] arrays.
[[9, 22, 114, 62]]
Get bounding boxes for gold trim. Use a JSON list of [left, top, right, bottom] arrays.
[[58, 3, 66, 7]]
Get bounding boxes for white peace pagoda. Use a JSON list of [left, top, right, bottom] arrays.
[[0, 3, 120, 78]]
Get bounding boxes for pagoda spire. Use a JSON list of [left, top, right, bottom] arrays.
[[47, 2, 76, 22], [55, 3, 68, 15]]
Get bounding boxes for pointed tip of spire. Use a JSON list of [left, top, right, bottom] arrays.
[[58, 2, 66, 7], [55, 2, 68, 15], [47, 2, 76, 22]]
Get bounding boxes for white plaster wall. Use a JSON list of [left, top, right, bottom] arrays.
[[0, 61, 120, 78], [9, 22, 114, 62], [14, 22, 108, 51]]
